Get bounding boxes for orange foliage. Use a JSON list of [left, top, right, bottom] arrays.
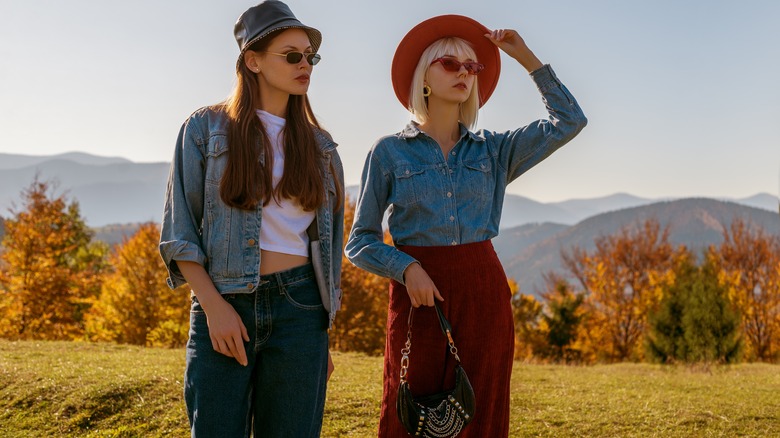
[[562, 219, 681, 362], [85, 223, 190, 347], [0, 179, 105, 340], [709, 219, 780, 362], [329, 196, 390, 355]]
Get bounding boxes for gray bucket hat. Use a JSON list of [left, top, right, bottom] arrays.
[[234, 1, 322, 70]]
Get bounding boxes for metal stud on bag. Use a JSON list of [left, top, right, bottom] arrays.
[[396, 304, 476, 437]]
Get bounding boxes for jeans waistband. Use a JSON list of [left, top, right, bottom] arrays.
[[258, 263, 315, 289]]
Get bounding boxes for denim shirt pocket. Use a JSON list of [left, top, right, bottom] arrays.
[[461, 158, 493, 203], [392, 165, 434, 206]]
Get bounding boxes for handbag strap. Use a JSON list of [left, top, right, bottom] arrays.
[[399, 303, 461, 383]]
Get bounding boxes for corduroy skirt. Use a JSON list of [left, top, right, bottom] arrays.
[[377, 240, 515, 438]]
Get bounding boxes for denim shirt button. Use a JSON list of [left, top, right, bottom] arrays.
[[451, 151, 456, 156], [451, 240, 457, 246], [449, 216, 455, 221], [405, 169, 410, 175], [446, 192, 452, 198]]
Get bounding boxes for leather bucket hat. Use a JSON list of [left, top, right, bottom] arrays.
[[234, 1, 322, 70]]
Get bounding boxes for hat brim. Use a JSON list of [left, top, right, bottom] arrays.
[[392, 15, 500, 109], [236, 20, 322, 71]]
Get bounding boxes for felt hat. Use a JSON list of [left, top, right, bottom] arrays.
[[391, 14, 500, 109]]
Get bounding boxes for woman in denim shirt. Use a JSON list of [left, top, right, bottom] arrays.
[[159, 1, 343, 436], [346, 15, 586, 437]]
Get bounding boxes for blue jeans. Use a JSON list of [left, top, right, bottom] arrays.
[[185, 263, 329, 437]]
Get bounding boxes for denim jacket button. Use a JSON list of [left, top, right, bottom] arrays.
[[405, 169, 410, 175], [248, 238, 256, 246], [451, 240, 457, 246], [246, 283, 254, 289]]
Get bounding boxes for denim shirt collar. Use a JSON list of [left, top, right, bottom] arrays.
[[398, 121, 485, 143]]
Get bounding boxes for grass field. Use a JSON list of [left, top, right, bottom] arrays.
[[1, 340, 778, 437]]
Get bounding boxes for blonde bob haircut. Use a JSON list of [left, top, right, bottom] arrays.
[[408, 37, 480, 129]]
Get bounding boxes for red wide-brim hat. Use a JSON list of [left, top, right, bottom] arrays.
[[391, 14, 501, 109]]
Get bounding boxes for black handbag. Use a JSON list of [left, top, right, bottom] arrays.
[[396, 303, 476, 437]]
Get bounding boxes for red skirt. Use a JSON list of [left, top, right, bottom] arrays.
[[377, 240, 515, 438]]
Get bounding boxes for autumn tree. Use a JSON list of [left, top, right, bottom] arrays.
[[329, 196, 390, 355], [510, 279, 544, 361], [646, 255, 742, 364], [0, 178, 106, 340], [86, 222, 190, 347], [710, 219, 780, 362], [535, 274, 585, 363], [562, 219, 680, 362]]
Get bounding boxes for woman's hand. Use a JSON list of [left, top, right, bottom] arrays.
[[178, 261, 249, 366], [327, 350, 335, 381], [485, 29, 543, 73], [403, 262, 444, 307], [202, 295, 250, 366]]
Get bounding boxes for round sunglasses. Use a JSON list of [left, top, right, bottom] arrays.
[[263, 51, 321, 66], [430, 57, 484, 75]]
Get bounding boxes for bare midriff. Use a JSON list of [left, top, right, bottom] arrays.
[[260, 249, 309, 275]]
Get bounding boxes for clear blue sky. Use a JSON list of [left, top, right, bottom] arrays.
[[1, 0, 778, 202]]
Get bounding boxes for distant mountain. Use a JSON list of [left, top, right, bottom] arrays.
[[500, 195, 576, 228], [495, 198, 780, 297], [726, 193, 779, 213], [1, 152, 777, 229], [0, 152, 131, 169], [549, 193, 661, 223], [0, 155, 169, 226], [92, 223, 145, 247]]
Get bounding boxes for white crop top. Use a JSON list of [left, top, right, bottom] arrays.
[[256, 110, 315, 257]]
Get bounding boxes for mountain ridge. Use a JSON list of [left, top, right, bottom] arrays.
[[0, 152, 777, 227], [494, 198, 780, 297]]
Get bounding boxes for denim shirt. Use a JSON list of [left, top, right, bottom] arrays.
[[159, 106, 345, 327], [346, 65, 586, 284]]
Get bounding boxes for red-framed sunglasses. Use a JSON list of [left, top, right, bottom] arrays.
[[430, 57, 484, 75]]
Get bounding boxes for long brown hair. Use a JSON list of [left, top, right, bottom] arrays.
[[221, 30, 336, 212]]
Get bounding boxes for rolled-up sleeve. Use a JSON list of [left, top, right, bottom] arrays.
[[346, 146, 418, 284], [488, 64, 587, 184], [159, 116, 207, 289]]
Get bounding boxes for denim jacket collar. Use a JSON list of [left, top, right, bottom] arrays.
[[314, 128, 338, 153], [398, 121, 485, 143]]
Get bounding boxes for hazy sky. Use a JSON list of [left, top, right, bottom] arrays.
[[1, 0, 778, 202]]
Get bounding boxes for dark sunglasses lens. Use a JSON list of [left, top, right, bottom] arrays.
[[307, 53, 321, 65], [285, 52, 304, 64]]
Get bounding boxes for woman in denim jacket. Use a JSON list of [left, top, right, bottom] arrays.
[[158, 1, 343, 436], [346, 15, 586, 437]]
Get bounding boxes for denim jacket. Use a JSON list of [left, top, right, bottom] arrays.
[[346, 65, 586, 284], [159, 106, 344, 327]]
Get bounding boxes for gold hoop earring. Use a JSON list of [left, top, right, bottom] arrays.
[[423, 85, 431, 97]]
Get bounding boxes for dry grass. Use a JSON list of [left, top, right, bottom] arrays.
[[1, 340, 778, 437]]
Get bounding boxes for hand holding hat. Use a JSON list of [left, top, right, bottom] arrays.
[[484, 29, 543, 73]]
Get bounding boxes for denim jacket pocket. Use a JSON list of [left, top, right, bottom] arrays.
[[204, 135, 229, 185], [462, 158, 493, 203], [202, 137, 236, 281]]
